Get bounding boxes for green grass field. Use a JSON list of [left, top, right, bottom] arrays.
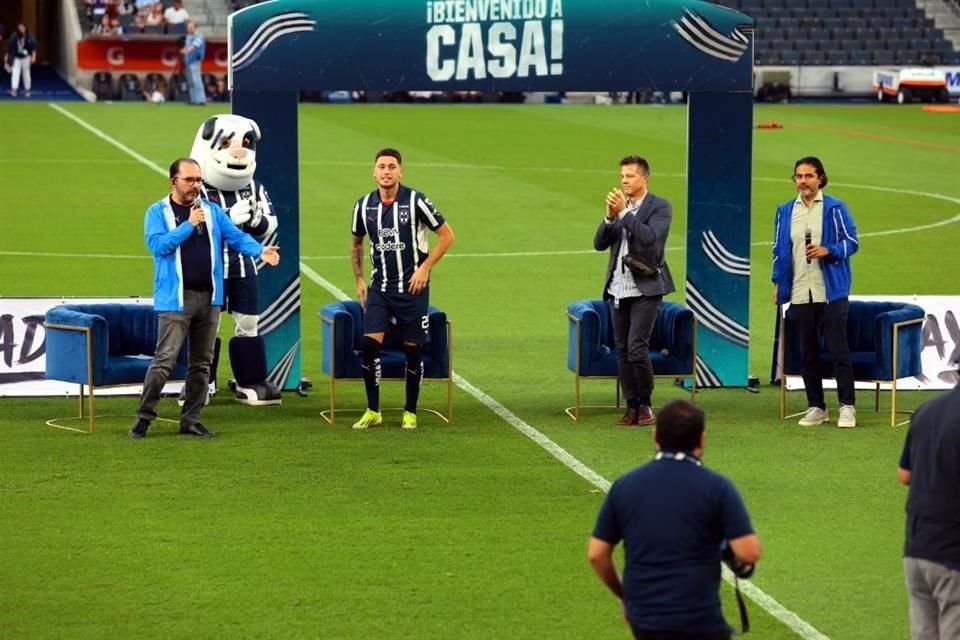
[[1, 101, 958, 639]]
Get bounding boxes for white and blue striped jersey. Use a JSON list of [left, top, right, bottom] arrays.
[[351, 184, 446, 293], [202, 180, 277, 280]]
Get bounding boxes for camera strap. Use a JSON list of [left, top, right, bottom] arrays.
[[732, 574, 750, 635]]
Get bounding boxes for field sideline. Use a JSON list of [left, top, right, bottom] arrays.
[[1, 101, 957, 639]]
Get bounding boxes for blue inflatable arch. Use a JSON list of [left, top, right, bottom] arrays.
[[229, 0, 755, 389]]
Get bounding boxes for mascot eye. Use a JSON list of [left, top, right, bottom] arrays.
[[219, 138, 231, 149], [242, 132, 257, 151]]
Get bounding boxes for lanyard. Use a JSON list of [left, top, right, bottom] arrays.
[[654, 451, 703, 467]]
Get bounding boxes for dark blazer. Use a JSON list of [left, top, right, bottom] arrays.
[[594, 191, 675, 300]]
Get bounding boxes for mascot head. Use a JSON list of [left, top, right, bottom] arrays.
[[190, 114, 261, 192]]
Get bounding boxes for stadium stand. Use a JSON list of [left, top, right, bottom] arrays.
[[713, 0, 960, 65]]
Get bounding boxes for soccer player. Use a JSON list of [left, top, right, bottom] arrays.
[[349, 148, 455, 430]]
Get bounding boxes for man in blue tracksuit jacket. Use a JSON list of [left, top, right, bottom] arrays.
[[130, 157, 279, 438], [772, 156, 859, 428]]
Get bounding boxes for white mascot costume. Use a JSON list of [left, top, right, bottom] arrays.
[[189, 114, 282, 405]]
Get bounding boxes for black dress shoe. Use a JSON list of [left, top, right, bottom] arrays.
[[129, 418, 150, 438], [179, 423, 216, 437]]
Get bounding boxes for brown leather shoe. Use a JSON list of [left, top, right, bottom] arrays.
[[636, 405, 656, 426], [616, 409, 639, 426]]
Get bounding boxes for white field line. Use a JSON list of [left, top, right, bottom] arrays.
[[297, 260, 830, 640], [49, 104, 168, 177]]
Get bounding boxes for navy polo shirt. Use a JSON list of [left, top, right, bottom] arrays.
[[593, 451, 754, 634], [899, 386, 960, 571], [170, 197, 212, 293]]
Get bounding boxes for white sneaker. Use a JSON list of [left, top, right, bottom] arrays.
[[837, 405, 857, 428], [798, 407, 829, 426]]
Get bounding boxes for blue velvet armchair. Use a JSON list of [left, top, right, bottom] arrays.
[[566, 299, 697, 420], [44, 303, 187, 432], [320, 300, 452, 423], [779, 300, 925, 426]]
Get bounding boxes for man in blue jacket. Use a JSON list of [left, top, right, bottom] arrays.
[[772, 156, 859, 428], [129, 158, 279, 438]]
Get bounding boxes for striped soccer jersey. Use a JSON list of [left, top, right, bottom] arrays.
[[351, 184, 446, 293], [202, 180, 277, 280]]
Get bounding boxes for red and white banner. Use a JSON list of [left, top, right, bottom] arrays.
[[0, 297, 180, 397], [77, 37, 228, 72]]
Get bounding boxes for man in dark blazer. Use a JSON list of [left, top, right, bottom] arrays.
[[594, 155, 675, 426]]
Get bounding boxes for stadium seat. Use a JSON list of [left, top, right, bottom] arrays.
[[144, 72, 165, 93], [118, 73, 142, 101], [168, 72, 190, 102], [778, 300, 924, 427], [44, 304, 188, 433], [565, 300, 696, 421], [92, 71, 114, 101], [319, 300, 452, 423]]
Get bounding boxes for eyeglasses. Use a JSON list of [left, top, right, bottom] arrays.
[[176, 176, 203, 185]]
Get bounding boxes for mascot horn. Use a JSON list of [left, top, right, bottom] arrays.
[[187, 113, 282, 406]]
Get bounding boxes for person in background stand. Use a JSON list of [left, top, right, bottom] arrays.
[[5, 22, 37, 98], [179, 20, 206, 106], [771, 156, 859, 428]]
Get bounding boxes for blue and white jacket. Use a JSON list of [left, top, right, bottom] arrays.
[[144, 196, 264, 312], [771, 193, 859, 305]]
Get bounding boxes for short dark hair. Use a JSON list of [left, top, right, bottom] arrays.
[[655, 399, 705, 451], [620, 155, 650, 175], [375, 148, 402, 165], [794, 156, 828, 189], [169, 157, 199, 179]]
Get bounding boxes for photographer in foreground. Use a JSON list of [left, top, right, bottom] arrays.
[[588, 399, 762, 639]]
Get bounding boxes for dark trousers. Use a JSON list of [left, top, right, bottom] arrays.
[[137, 290, 220, 427], [789, 297, 855, 409], [631, 627, 731, 640], [610, 295, 662, 406]]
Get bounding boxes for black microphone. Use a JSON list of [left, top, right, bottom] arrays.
[[192, 196, 205, 236], [804, 227, 812, 264]]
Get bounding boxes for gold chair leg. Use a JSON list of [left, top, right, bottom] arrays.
[[447, 375, 453, 422], [574, 373, 581, 421], [890, 378, 897, 427], [780, 376, 786, 420], [329, 375, 336, 424]]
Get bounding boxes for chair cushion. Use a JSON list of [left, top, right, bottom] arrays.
[[567, 299, 695, 377], [100, 355, 188, 387], [321, 300, 450, 379], [45, 303, 187, 386], [783, 300, 925, 381]]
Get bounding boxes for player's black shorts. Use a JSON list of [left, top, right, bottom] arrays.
[[364, 288, 430, 345], [224, 276, 259, 315]]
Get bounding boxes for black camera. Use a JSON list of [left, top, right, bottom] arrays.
[[175, 35, 187, 48], [722, 544, 755, 579]]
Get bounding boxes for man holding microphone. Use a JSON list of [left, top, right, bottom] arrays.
[[129, 158, 279, 438]]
